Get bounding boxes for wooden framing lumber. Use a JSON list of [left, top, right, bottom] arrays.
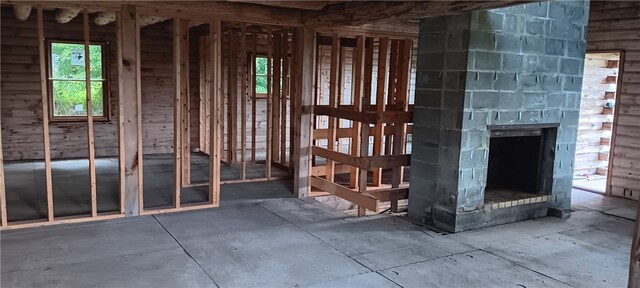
[[312, 164, 351, 177], [314, 125, 414, 140], [272, 32, 282, 165], [349, 35, 365, 189], [292, 26, 315, 198], [266, 28, 273, 179], [304, 1, 526, 27], [0, 113, 5, 227], [209, 20, 222, 205], [326, 34, 340, 182], [82, 10, 98, 217], [281, 31, 289, 166], [227, 30, 238, 166], [369, 154, 411, 169], [312, 146, 369, 170], [372, 37, 389, 187], [240, 24, 247, 180], [250, 33, 257, 162], [181, 20, 191, 186], [37, 7, 54, 222], [310, 176, 378, 212], [118, 5, 142, 216], [173, 18, 184, 208]]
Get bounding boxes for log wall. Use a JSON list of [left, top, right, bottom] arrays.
[[588, 1, 640, 199]]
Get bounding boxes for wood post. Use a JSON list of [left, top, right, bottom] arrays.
[[118, 5, 142, 216], [326, 34, 339, 182], [281, 31, 289, 166], [349, 35, 365, 189], [0, 113, 6, 226], [372, 37, 389, 187], [227, 31, 238, 166], [37, 7, 54, 222], [272, 32, 282, 165], [292, 26, 315, 198], [266, 28, 273, 178], [251, 33, 257, 162], [181, 20, 191, 187], [240, 24, 247, 180], [209, 20, 222, 205], [82, 10, 98, 217]]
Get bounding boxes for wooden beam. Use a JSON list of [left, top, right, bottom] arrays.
[[240, 24, 247, 180], [349, 35, 365, 189], [83, 10, 98, 217], [292, 26, 315, 198], [310, 176, 378, 212], [313, 106, 377, 124], [326, 34, 340, 182], [251, 34, 258, 162], [135, 1, 303, 27], [181, 20, 191, 187], [369, 154, 411, 169], [312, 146, 369, 170], [227, 31, 238, 166], [37, 7, 54, 222], [272, 32, 282, 165], [281, 31, 289, 166], [209, 20, 222, 205], [364, 187, 409, 202], [372, 37, 389, 187], [0, 112, 6, 226], [173, 18, 184, 208], [266, 28, 273, 179], [118, 5, 142, 216], [304, 1, 530, 27]]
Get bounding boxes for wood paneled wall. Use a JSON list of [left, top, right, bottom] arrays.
[[588, 1, 640, 199], [0, 9, 201, 160]]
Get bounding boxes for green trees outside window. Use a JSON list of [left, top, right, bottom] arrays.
[[48, 41, 108, 120]]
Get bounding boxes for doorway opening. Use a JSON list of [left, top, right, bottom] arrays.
[[573, 52, 622, 193]]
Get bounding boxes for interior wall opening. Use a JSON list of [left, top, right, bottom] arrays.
[[573, 52, 622, 194]]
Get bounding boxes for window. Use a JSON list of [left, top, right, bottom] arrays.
[[48, 40, 108, 121], [255, 56, 268, 94], [254, 56, 283, 95]]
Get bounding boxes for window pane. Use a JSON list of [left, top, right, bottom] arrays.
[[52, 80, 104, 117], [255, 57, 267, 75], [51, 43, 103, 80], [89, 45, 103, 80], [91, 82, 104, 116], [256, 76, 267, 94]]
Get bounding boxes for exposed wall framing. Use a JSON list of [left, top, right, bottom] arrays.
[[310, 33, 415, 215]]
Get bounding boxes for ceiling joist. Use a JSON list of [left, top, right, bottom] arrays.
[[304, 1, 531, 28]]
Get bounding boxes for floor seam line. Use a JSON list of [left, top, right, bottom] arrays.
[[481, 249, 578, 288], [255, 203, 375, 273], [152, 215, 221, 288], [1, 246, 177, 275], [375, 270, 406, 288], [375, 249, 482, 272]]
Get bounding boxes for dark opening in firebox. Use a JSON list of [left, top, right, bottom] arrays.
[[484, 125, 557, 204]]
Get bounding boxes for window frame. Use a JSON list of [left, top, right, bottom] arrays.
[[46, 39, 110, 122]]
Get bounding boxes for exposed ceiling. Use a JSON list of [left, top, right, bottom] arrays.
[[224, 0, 346, 11]]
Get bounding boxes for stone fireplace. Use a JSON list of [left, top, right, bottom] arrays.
[[408, 1, 589, 232]]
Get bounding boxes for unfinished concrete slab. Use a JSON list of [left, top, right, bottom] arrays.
[[379, 250, 571, 288], [1, 216, 177, 272], [1, 249, 216, 288], [0, 190, 633, 288]]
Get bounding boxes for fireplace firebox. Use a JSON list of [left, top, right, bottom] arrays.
[[484, 125, 558, 203]]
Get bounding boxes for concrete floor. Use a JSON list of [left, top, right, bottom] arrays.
[[2, 153, 291, 221], [1, 188, 634, 288]]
